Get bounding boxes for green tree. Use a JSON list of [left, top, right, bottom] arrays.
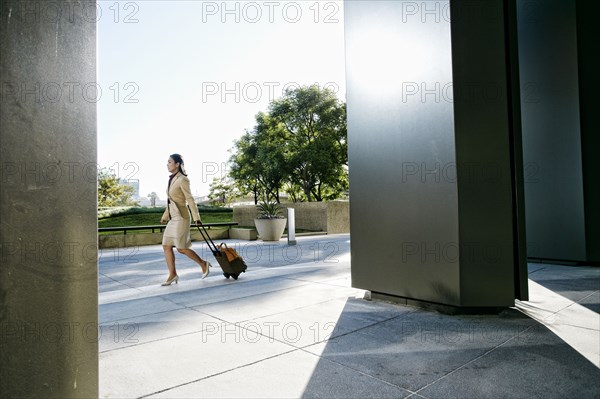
[[98, 169, 138, 207], [229, 131, 262, 204], [229, 116, 289, 204], [253, 112, 289, 203], [208, 176, 238, 206], [229, 85, 347, 203], [283, 181, 304, 203], [270, 85, 347, 201], [147, 192, 159, 207]]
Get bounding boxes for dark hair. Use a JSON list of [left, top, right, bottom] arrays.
[[169, 153, 187, 176]]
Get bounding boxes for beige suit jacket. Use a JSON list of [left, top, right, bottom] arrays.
[[161, 173, 201, 223]]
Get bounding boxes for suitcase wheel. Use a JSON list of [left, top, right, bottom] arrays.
[[232, 273, 239, 280], [223, 273, 230, 279]]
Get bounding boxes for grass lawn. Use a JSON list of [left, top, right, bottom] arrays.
[[98, 210, 320, 235]]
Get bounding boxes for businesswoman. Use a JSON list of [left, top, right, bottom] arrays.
[[160, 154, 211, 286]]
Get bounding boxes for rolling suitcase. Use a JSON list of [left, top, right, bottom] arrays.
[[194, 221, 248, 280]]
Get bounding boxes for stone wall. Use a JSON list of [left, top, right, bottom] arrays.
[[99, 229, 230, 249], [326, 201, 351, 234], [233, 201, 349, 234]]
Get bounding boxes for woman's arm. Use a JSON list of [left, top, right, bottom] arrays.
[[180, 176, 201, 222], [160, 207, 169, 223]]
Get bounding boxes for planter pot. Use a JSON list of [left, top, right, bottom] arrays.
[[254, 218, 287, 241]]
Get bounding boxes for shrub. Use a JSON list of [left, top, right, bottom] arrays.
[[256, 201, 285, 219], [98, 205, 232, 220]]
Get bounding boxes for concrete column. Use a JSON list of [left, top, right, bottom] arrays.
[[1, 1, 98, 397], [346, 0, 527, 310]]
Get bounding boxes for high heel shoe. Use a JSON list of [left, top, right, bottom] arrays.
[[161, 275, 179, 286], [202, 262, 212, 279]]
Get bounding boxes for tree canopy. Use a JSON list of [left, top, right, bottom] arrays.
[[229, 85, 348, 203], [98, 169, 138, 207], [208, 176, 238, 206]]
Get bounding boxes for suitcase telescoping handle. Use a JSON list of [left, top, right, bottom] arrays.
[[187, 205, 221, 256]]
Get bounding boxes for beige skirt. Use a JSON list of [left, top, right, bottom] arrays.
[[162, 202, 192, 249]]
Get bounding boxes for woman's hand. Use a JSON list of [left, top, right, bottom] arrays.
[[161, 218, 168, 224], [195, 220, 201, 226]]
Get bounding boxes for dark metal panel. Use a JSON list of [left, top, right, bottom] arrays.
[[505, 0, 530, 300], [517, 0, 587, 262], [346, 0, 462, 305], [347, 0, 526, 307], [575, 0, 600, 265], [449, 0, 522, 306]]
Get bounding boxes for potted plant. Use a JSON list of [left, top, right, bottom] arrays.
[[254, 201, 287, 241]]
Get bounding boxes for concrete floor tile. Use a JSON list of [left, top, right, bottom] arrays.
[[304, 309, 536, 392], [99, 308, 222, 352], [527, 263, 547, 274], [99, 323, 294, 398], [417, 323, 600, 399], [545, 322, 600, 367], [238, 297, 410, 349], [147, 349, 411, 399], [579, 291, 600, 313], [248, 262, 351, 283], [100, 285, 148, 304], [519, 282, 575, 317], [99, 296, 185, 324], [551, 302, 600, 331], [406, 394, 431, 399], [99, 274, 133, 293], [314, 276, 353, 287], [529, 264, 600, 280], [528, 265, 600, 302], [98, 241, 600, 398], [517, 280, 600, 367], [161, 276, 310, 308], [193, 284, 362, 324]]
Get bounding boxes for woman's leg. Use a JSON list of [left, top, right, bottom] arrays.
[[176, 248, 208, 273], [163, 245, 177, 278]]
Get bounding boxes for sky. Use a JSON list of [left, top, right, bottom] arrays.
[[97, 0, 346, 199]]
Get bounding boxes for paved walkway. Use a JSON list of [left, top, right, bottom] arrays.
[[99, 234, 600, 398]]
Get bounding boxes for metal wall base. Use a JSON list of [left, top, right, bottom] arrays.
[[371, 292, 508, 316]]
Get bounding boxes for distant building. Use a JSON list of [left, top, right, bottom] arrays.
[[120, 179, 140, 199], [195, 195, 210, 205]]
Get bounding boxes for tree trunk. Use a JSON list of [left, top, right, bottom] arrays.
[[303, 181, 312, 202]]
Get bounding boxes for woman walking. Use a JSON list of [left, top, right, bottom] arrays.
[[160, 154, 211, 286]]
